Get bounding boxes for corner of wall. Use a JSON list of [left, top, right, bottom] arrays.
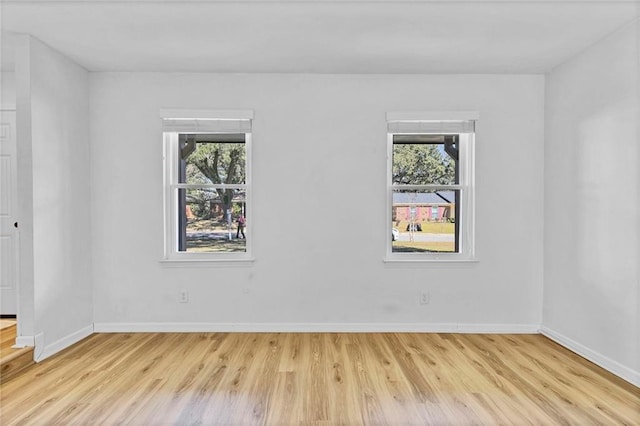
[[541, 326, 640, 388]]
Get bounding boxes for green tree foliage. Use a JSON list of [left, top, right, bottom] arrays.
[[393, 143, 455, 185], [185, 142, 245, 220]]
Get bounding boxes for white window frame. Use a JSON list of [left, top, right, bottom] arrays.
[[385, 111, 477, 262], [161, 109, 253, 263]]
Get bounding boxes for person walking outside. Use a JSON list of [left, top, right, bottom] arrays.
[[236, 214, 246, 239]]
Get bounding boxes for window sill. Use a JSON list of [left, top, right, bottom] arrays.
[[160, 258, 255, 267], [383, 256, 478, 264]]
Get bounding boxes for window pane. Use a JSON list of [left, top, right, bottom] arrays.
[[178, 188, 247, 253], [392, 137, 458, 185], [391, 189, 458, 253], [178, 134, 246, 185]]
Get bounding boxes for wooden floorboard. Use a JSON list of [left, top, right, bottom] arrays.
[[0, 332, 638, 425], [0, 324, 16, 358], [0, 322, 17, 355], [0, 321, 35, 385]]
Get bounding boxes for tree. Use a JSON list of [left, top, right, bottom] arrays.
[[392, 144, 455, 185], [184, 142, 246, 220]]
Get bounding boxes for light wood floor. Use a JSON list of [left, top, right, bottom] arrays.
[[0, 320, 17, 356], [1, 320, 34, 385], [1, 332, 638, 425]]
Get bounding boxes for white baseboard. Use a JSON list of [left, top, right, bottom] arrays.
[[93, 322, 539, 334], [13, 335, 35, 348], [459, 323, 539, 334], [540, 326, 639, 388], [35, 324, 94, 363]]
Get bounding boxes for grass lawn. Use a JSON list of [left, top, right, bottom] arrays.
[[392, 241, 455, 253], [394, 220, 454, 234], [185, 218, 246, 253], [187, 218, 230, 232], [186, 238, 246, 253]]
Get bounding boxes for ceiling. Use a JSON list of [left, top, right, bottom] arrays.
[[1, 0, 638, 74]]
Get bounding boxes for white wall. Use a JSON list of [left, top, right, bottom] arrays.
[[20, 36, 93, 358], [1, 72, 15, 108], [91, 73, 544, 330], [544, 20, 639, 385]]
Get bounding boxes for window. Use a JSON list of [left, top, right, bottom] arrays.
[[386, 112, 476, 261], [162, 110, 253, 261]]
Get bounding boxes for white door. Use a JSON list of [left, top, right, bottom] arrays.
[[0, 110, 18, 315]]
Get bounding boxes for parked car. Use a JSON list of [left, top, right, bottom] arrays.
[[392, 228, 399, 241]]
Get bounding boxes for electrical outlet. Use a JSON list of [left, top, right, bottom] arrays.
[[179, 290, 189, 303], [420, 291, 430, 305]]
